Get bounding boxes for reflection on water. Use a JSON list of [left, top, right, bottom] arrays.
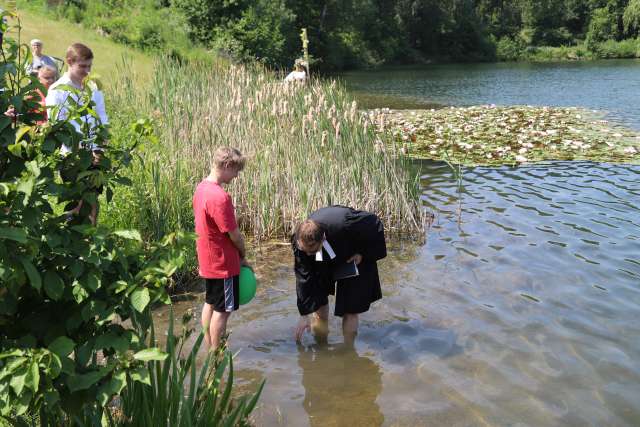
[[298, 343, 383, 427], [159, 160, 640, 426]]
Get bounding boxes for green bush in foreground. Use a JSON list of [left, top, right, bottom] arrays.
[[0, 13, 187, 422]]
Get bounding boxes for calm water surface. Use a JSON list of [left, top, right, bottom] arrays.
[[160, 160, 640, 426], [340, 60, 640, 129]]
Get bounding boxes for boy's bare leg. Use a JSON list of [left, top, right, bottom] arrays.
[[342, 313, 359, 347], [201, 303, 214, 348], [210, 311, 231, 350], [311, 304, 329, 344]]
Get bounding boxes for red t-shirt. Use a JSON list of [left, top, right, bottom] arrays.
[[192, 180, 240, 278]]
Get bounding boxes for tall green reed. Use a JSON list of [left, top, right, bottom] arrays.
[[105, 60, 426, 245], [113, 309, 264, 427]]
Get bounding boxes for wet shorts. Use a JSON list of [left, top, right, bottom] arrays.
[[205, 276, 240, 312]]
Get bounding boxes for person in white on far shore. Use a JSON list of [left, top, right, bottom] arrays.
[[284, 59, 307, 83]]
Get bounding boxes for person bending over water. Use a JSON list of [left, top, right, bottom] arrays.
[[292, 205, 387, 346]]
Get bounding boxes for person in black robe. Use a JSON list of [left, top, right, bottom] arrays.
[[292, 205, 387, 345]]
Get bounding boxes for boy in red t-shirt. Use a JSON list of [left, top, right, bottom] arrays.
[[193, 147, 249, 350]]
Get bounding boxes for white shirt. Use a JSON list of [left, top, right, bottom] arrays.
[[315, 240, 337, 262], [45, 73, 109, 153], [284, 70, 306, 82]]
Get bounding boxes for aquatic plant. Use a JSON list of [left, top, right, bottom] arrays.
[[103, 61, 427, 245], [378, 105, 640, 166], [114, 309, 264, 427]]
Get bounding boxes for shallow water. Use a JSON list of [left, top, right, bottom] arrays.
[[157, 160, 640, 426], [340, 60, 640, 130]]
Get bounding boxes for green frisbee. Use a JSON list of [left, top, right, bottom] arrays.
[[239, 266, 257, 305]]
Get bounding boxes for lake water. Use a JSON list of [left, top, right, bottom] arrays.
[[162, 159, 640, 426], [159, 61, 640, 426], [340, 60, 640, 130]]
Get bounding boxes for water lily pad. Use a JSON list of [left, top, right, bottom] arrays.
[[374, 105, 640, 166]]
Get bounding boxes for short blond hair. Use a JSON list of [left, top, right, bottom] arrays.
[[212, 147, 246, 171]]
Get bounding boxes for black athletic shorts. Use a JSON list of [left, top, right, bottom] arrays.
[[205, 276, 240, 312]]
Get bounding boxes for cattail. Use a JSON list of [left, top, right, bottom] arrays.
[[350, 100, 357, 121], [377, 114, 385, 133]]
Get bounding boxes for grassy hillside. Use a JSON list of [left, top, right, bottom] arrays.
[[4, 7, 155, 86]]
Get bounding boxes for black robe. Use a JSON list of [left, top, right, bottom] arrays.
[[292, 206, 387, 316]]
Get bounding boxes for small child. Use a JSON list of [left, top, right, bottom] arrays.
[[193, 147, 249, 350]]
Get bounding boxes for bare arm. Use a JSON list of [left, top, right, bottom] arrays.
[[227, 227, 246, 260]]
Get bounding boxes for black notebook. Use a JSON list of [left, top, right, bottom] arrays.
[[332, 261, 360, 281]]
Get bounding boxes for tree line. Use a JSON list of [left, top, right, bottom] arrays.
[[26, 0, 640, 70]]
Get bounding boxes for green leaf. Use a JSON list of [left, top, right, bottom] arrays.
[[0, 227, 27, 243], [44, 232, 62, 249], [96, 370, 126, 406], [44, 389, 59, 407], [44, 270, 64, 301], [15, 126, 30, 142], [19, 257, 41, 291], [109, 280, 128, 294], [67, 369, 107, 392], [130, 288, 150, 313], [129, 367, 150, 385], [9, 366, 27, 395], [48, 336, 75, 357], [113, 230, 142, 241], [25, 361, 40, 392], [133, 348, 167, 362], [85, 271, 101, 292], [16, 177, 35, 201], [95, 332, 129, 353], [14, 390, 31, 416], [72, 281, 89, 303]]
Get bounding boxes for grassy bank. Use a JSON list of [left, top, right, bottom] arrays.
[[101, 61, 427, 280], [382, 106, 640, 166], [4, 8, 155, 87], [505, 39, 640, 62]]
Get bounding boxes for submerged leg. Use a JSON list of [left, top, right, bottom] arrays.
[[342, 313, 359, 347], [311, 304, 330, 344]]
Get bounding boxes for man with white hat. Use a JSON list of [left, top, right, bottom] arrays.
[[26, 39, 57, 77]]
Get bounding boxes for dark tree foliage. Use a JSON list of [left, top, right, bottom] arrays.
[[45, 0, 640, 70]]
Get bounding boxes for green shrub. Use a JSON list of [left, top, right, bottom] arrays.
[[586, 7, 620, 50], [0, 14, 192, 423], [496, 36, 525, 61], [594, 38, 640, 58]]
